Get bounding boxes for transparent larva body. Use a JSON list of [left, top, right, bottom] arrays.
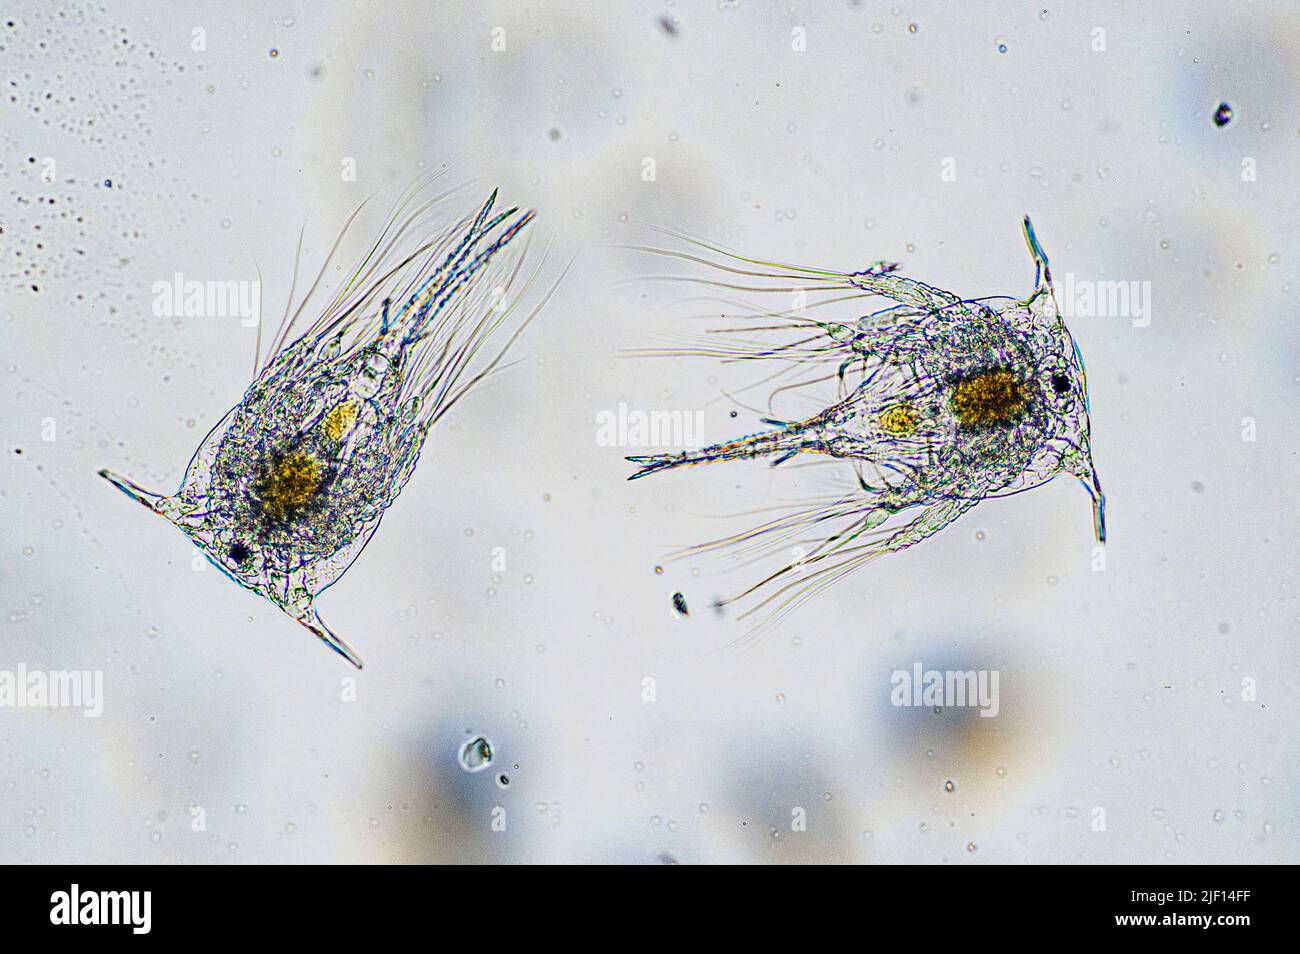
[[628, 217, 1104, 630], [101, 184, 543, 668]]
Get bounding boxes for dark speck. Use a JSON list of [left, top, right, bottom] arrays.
[[671, 591, 689, 617], [1051, 373, 1070, 394], [1212, 102, 1233, 127], [228, 542, 251, 563], [658, 15, 679, 37]]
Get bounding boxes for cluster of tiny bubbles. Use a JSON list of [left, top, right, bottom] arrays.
[[5, 8, 252, 421], [458, 735, 495, 773]]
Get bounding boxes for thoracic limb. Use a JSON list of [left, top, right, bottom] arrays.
[[846, 269, 962, 314], [880, 495, 979, 553]]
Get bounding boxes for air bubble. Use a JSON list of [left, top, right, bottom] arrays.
[[458, 735, 495, 772]]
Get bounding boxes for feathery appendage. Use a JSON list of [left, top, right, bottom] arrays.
[[101, 179, 548, 667], [626, 220, 1104, 642]]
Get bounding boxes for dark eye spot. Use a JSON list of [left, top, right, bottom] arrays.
[[1051, 373, 1071, 394], [228, 542, 251, 563]]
